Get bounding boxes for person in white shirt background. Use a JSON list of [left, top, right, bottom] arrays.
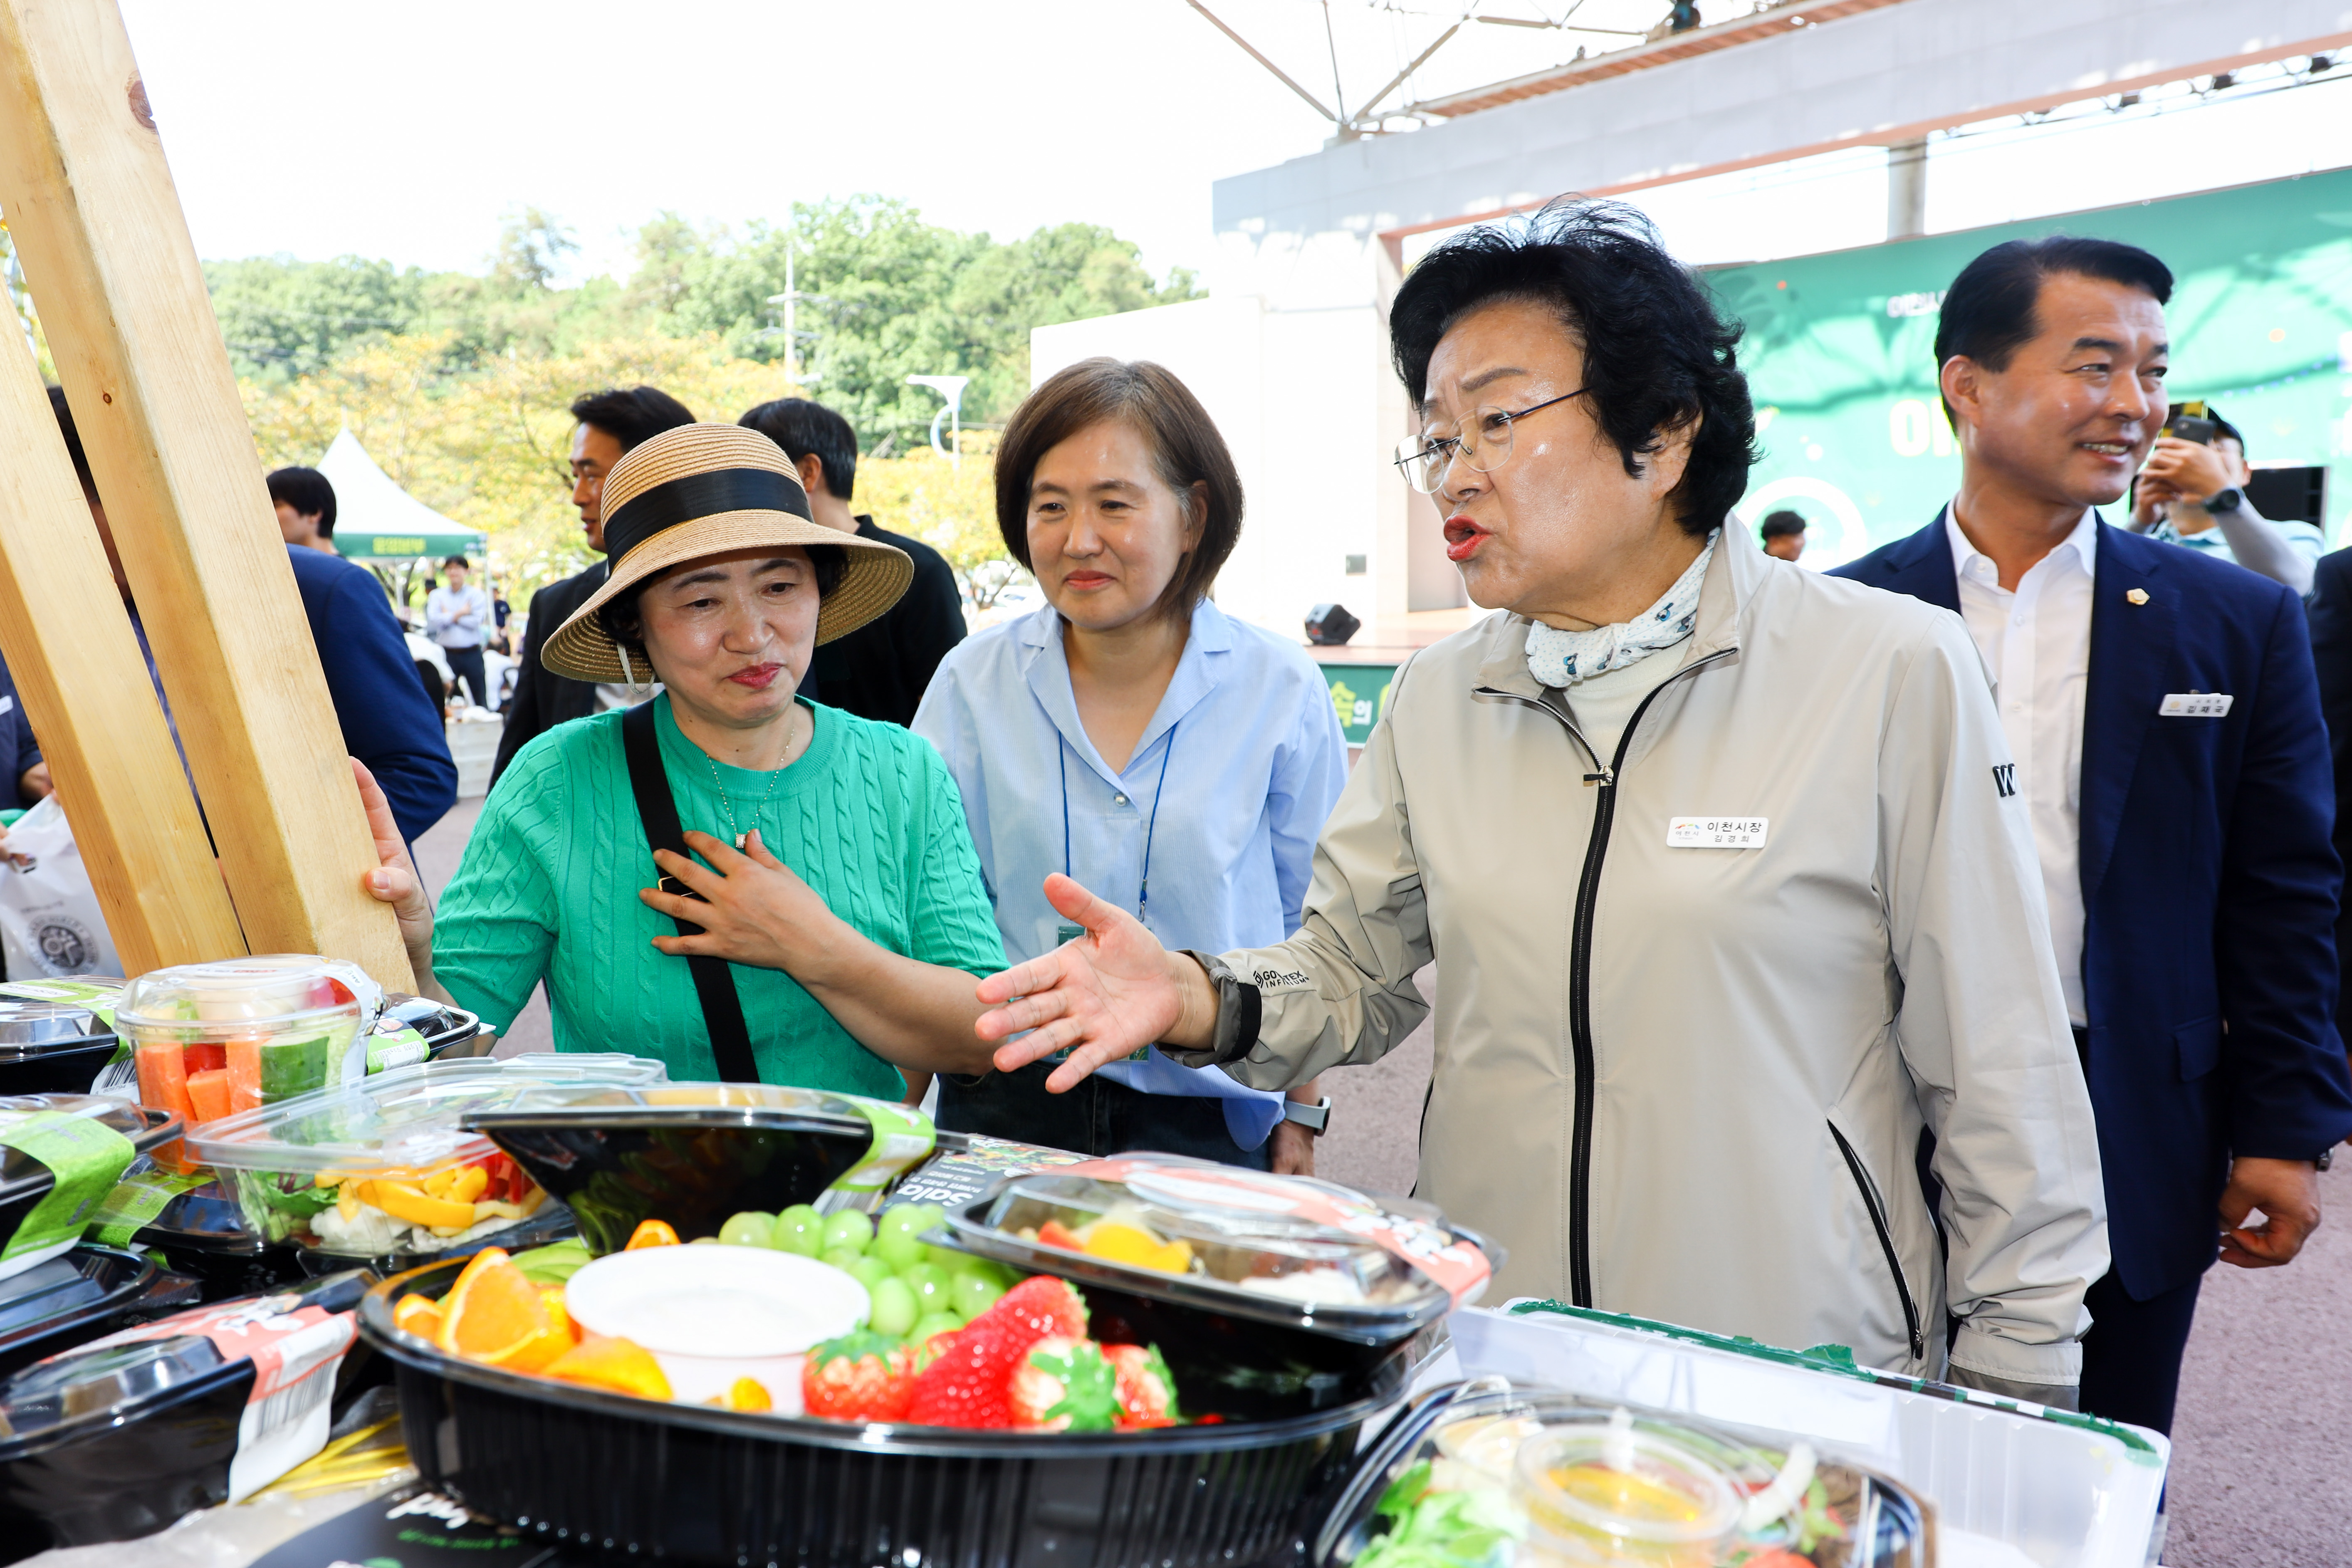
[[2129, 403, 2320, 596], [425, 554, 493, 710]]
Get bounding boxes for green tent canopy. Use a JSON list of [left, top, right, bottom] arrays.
[[316, 429, 488, 562]]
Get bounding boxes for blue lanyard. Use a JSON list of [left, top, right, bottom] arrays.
[[1060, 720, 1180, 927]]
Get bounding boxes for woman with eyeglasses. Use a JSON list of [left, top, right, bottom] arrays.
[[962, 202, 2110, 1407], [913, 359, 1346, 1172]]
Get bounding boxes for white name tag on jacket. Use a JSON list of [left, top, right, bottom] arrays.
[[2159, 692, 2233, 717], [1667, 816, 1767, 849]]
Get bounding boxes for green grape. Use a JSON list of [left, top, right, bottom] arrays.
[[874, 1224, 930, 1272], [820, 1245, 866, 1274], [909, 1310, 962, 1350], [821, 1209, 875, 1254], [901, 1262, 952, 1314], [951, 1271, 1004, 1321], [849, 1255, 897, 1292], [772, 1204, 823, 1256], [717, 1211, 774, 1249], [925, 1243, 970, 1274], [878, 1205, 930, 1245], [868, 1277, 919, 1338]]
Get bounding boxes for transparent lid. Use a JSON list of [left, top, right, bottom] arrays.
[[115, 955, 381, 1040], [0, 1334, 225, 1439], [954, 1154, 1493, 1331], [1513, 1412, 1745, 1551], [185, 1054, 668, 1177], [0, 999, 114, 1050]]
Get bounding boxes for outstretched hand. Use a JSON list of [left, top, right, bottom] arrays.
[[974, 873, 1215, 1093]]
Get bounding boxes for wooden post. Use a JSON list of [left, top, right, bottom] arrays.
[[0, 297, 244, 973], [0, 0, 413, 988]]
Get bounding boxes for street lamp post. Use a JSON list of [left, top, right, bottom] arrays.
[[906, 374, 970, 467]]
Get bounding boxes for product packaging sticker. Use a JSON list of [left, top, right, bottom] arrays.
[[364, 1025, 431, 1075], [247, 1483, 558, 1568], [0, 1109, 138, 1268], [85, 1162, 211, 1248], [1666, 816, 1768, 849], [0, 977, 120, 1027], [888, 1134, 1090, 1211], [71, 1289, 359, 1500], [2159, 692, 2233, 717], [831, 1098, 939, 1194]]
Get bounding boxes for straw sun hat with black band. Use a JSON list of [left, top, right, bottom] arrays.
[[542, 423, 913, 683]]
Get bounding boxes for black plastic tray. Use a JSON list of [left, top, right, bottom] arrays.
[[364, 1256, 1401, 1565], [0, 1037, 118, 1098], [466, 1102, 879, 1252], [0, 1246, 201, 1381]]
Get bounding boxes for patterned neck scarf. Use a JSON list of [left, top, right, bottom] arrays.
[[1525, 531, 1719, 688]]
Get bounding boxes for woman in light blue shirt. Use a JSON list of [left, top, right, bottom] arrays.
[[915, 359, 1348, 1171]]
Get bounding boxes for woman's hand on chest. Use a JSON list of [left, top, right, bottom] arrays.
[[640, 829, 846, 980]]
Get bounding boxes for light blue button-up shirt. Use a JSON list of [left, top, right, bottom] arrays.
[[914, 596, 1349, 1148]]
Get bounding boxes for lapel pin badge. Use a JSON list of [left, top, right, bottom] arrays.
[[2126, 588, 2150, 605]]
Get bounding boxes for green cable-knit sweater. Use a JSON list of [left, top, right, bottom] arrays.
[[433, 695, 1007, 1097]]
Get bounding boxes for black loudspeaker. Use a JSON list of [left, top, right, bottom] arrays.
[[2245, 466, 2326, 527], [1305, 603, 1360, 646]]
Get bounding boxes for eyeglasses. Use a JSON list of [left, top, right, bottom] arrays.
[[1392, 388, 1589, 494]]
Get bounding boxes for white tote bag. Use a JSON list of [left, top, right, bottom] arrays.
[[0, 794, 122, 978]]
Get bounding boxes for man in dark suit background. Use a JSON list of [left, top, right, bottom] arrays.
[[2305, 547, 2352, 1056], [737, 397, 966, 727], [490, 386, 695, 789], [1835, 236, 2352, 1434]]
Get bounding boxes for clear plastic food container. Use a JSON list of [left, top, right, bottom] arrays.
[[115, 957, 385, 1157], [0, 980, 122, 1097], [1317, 1380, 1932, 1568], [183, 1054, 666, 1259], [940, 1153, 1496, 1346], [0, 1094, 182, 1280]]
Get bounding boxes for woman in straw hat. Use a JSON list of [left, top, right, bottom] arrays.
[[354, 423, 1008, 1094]]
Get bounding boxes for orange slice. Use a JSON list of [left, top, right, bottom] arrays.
[[435, 1247, 573, 1373], [541, 1287, 577, 1345], [626, 1219, 681, 1250], [543, 1333, 673, 1401], [392, 1293, 443, 1341]]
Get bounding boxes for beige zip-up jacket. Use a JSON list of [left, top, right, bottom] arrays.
[[1183, 527, 2108, 1386]]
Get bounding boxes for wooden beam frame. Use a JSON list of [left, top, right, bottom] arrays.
[[0, 0, 412, 987], [0, 289, 242, 972]]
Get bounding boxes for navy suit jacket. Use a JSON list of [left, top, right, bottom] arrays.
[[1836, 514, 2352, 1298], [284, 545, 457, 846]]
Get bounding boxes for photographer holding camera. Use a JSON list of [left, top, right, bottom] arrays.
[[2130, 403, 2320, 595]]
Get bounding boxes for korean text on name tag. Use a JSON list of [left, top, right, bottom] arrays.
[[1667, 816, 1767, 849], [2158, 692, 2232, 718]]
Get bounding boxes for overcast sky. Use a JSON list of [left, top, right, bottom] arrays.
[[120, 1, 2352, 283]]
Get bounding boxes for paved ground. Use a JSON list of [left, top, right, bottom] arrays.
[[414, 793, 2341, 1562]]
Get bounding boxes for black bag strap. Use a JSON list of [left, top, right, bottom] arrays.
[[620, 701, 761, 1083]]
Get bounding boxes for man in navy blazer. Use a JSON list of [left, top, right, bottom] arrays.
[[1834, 236, 2352, 1434]]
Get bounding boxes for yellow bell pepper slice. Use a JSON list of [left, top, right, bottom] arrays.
[[365, 1180, 477, 1231]]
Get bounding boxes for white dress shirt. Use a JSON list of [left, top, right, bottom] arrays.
[[1946, 507, 2097, 1026]]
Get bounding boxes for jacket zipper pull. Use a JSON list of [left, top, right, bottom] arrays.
[[1583, 770, 1613, 786]]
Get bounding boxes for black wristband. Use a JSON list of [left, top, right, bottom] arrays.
[[1178, 950, 1262, 1066]]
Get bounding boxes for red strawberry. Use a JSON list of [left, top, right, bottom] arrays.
[[907, 1314, 1021, 1427], [989, 1275, 1088, 1342], [905, 1276, 1089, 1428], [801, 1331, 913, 1422], [1102, 1343, 1182, 1427], [1007, 1336, 1122, 1431]]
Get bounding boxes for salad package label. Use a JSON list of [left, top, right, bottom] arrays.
[[249, 1484, 559, 1568], [1066, 1157, 1494, 1307], [84, 1162, 211, 1248], [365, 1024, 431, 1075], [74, 1289, 359, 1500], [890, 1134, 1090, 1211], [0, 1108, 138, 1274], [831, 1100, 939, 1197]]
